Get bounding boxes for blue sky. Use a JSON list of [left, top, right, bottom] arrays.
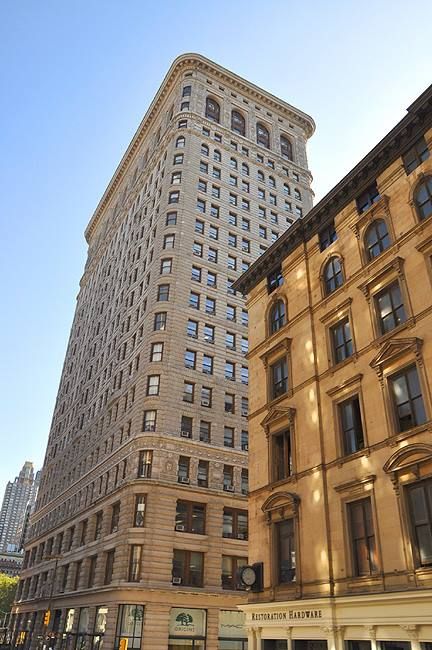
[[0, 0, 431, 494]]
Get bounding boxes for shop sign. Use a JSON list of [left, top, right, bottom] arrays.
[[250, 609, 324, 622], [219, 610, 246, 638], [169, 608, 206, 637]]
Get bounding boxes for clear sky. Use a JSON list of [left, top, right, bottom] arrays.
[[0, 0, 431, 495]]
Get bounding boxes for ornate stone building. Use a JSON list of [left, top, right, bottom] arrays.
[[11, 54, 314, 650], [235, 86, 432, 649]]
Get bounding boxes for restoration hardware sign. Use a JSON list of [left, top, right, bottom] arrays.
[[251, 610, 323, 622]]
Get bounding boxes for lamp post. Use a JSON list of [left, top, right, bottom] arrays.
[[41, 555, 62, 650]]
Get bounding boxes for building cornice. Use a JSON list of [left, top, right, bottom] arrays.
[[85, 53, 315, 243], [234, 83, 432, 295]]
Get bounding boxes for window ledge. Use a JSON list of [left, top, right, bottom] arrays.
[[328, 353, 357, 375], [388, 420, 432, 447], [371, 318, 415, 348]]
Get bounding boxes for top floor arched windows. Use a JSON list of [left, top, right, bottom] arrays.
[[269, 300, 286, 334], [231, 110, 246, 136], [205, 97, 220, 123], [323, 257, 344, 295], [257, 123, 270, 149], [414, 176, 432, 221]]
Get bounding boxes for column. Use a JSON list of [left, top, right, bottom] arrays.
[[286, 626, 293, 650], [255, 626, 262, 650], [400, 625, 420, 650], [246, 626, 255, 650], [364, 625, 377, 650]]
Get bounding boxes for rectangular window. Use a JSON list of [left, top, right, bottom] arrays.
[[207, 271, 217, 287], [226, 305, 236, 321], [189, 291, 200, 309], [138, 450, 153, 477], [180, 415, 193, 437], [128, 545, 142, 582], [191, 266, 201, 282], [104, 549, 115, 585], [208, 247, 218, 263], [160, 258, 172, 274], [110, 502, 120, 533], [209, 224, 219, 239], [166, 211, 177, 225], [201, 386, 212, 408], [150, 342, 163, 362], [205, 297, 216, 314], [241, 469, 248, 495], [183, 382, 194, 403], [195, 218, 204, 234], [225, 392, 235, 414], [403, 136, 430, 174], [134, 495, 146, 528], [276, 519, 296, 583], [223, 508, 248, 540], [184, 349, 196, 369], [319, 221, 337, 251], [178, 456, 190, 483], [199, 420, 211, 443], [223, 465, 234, 491], [153, 312, 167, 331], [168, 191, 180, 204], [407, 477, 432, 566], [270, 358, 288, 399], [88, 555, 97, 588], [272, 430, 292, 481], [348, 498, 377, 576], [193, 241, 203, 257], [331, 318, 353, 364], [172, 550, 203, 587], [203, 324, 215, 343], [339, 396, 364, 455], [389, 365, 426, 432], [202, 354, 214, 374], [146, 374, 160, 396], [356, 181, 380, 213], [175, 501, 206, 534], [374, 281, 406, 334], [241, 397, 248, 418], [197, 198, 206, 213], [225, 361, 235, 380], [187, 319, 198, 338], [241, 366, 248, 385], [222, 556, 248, 590], [241, 429, 248, 450], [197, 460, 209, 487], [224, 426, 235, 448], [115, 605, 144, 650]]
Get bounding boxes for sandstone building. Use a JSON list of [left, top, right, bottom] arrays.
[[234, 85, 432, 650], [11, 54, 314, 650]]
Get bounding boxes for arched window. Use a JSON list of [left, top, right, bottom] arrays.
[[323, 257, 343, 295], [201, 143, 209, 156], [280, 135, 293, 161], [176, 136, 185, 148], [364, 219, 391, 261], [268, 176, 276, 188], [205, 97, 220, 123], [414, 176, 432, 221], [256, 123, 270, 149], [283, 183, 290, 196], [269, 300, 286, 334], [213, 149, 221, 162], [231, 110, 246, 136], [257, 170, 265, 182]]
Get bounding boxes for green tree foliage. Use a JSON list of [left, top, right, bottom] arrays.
[[0, 573, 18, 614]]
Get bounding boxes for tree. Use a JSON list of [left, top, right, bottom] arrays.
[[0, 573, 18, 614]]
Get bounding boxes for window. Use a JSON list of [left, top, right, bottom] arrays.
[[224, 426, 234, 448], [183, 382, 194, 403], [407, 478, 432, 566], [208, 247, 218, 263], [330, 318, 353, 364], [171, 171, 181, 185], [168, 191, 180, 204], [182, 85, 191, 97], [180, 415, 193, 438], [414, 176, 432, 220], [241, 309, 248, 326], [189, 291, 200, 309], [205, 296, 216, 314], [231, 110, 246, 136], [174, 154, 183, 165], [356, 181, 380, 213], [339, 396, 364, 455], [94, 512, 103, 540], [319, 221, 337, 251], [389, 365, 426, 432], [257, 123, 270, 148], [202, 354, 214, 374], [241, 429, 248, 450], [128, 545, 142, 582], [241, 469, 248, 494], [175, 136, 185, 148], [348, 498, 377, 576], [184, 349, 196, 369], [323, 256, 343, 295], [269, 300, 286, 334], [142, 411, 157, 432], [146, 375, 160, 396], [198, 179, 207, 193], [226, 332, 235, 350], [212, 166, 221, 179], [272, 430, 292, 481], [242, 162, 249, 176], [201, 143, 209, 156], [227, 255, 236, 271], [222, 556, 248, 590], [201, 386, 212, 407], [160, 258, 172, 275], [172, 550, 203, 587], [163, 233, 175, 249], [178, 456, 190, 482], [258, 187, 265, 200], [178, 119, 187, 129], [211, 184, 220, 198], [88, 555, 97, 587], [134, 495, 146, 527], [294, 188, 301, 201], [403, 136, 429, 174], [280, 135, 293, 160], [197, 460, 209, 487], [191, 266, 201, 283], [209, 224, 218, 240], [270, 358, 288, 399], [364, 219, 390, 260], [111, 502, 120, 533], [200, 160, 208, 174], [214, 149, 222, 162], [223, 508, 248, 540], [241, 397, 248, 418], [197, 198, 206, 213], [228, 233, 237, 248], [225, 392, 235, 414], [115, 605, 144, 650], [267, 266, 283, 293], [199, 420, 211, 443], [226, 304, 236, 321], [187, 319, 198, 338], [374, 281, 406, 334], [241, 366, 248, 385], [157, 284, 170, 301], [229, 193, 237, 206], [205, 97, 220, 122], [166, 211, 177, 225], [175, 501, 205, 534], [150, 342, 163, 363], [229, 174, 237, 186], [79, 520, 88, 546], [138, 450, 153, 477], [154, 312, 167, 331], [242, 180, 249, 193], [195, 219, 204, 235], [295, 206, 302, 218], [104, 550, 115, 585], [203, 324, 215, 343], [241, 238, 250, 253], [276, 520, 296, 583], [193, 241, 203, 257], [225, 361, 235, 380], [223, 465, 234, 491]]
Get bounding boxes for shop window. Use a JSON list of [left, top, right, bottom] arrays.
[[347, 497, 377, 576], [114, 605, 144, 650]]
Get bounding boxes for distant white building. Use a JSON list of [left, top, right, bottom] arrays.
[[0, 462, 39, 553]]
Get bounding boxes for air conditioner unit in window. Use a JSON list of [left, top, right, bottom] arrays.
[[188, 333, 198, 339], [172, 577, 182, 585], [242, 445, 248, 451], [180, 430, 192, 438], [237, 533, 247, 540], [224, 485, 235, 492], [201, 399, 210, 407], [179, 476, 190, 484], [175, 524, 186, 532]]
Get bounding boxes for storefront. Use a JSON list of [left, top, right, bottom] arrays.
[[219, 610, 248, 650], [241, 592, 432, 650], [168, 608, 207, 649]]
